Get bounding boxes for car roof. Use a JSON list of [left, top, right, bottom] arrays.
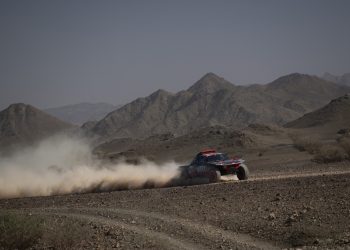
[[200, 149, 216, 154], [200, 152, 223, 157]]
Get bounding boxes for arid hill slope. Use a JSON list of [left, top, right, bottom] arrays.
[[285, 94, 350, 132], [90, 73, 350, 139], [0, 103, 74, 148]]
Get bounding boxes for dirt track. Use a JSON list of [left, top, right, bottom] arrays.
[[1, 165, 350, 249]]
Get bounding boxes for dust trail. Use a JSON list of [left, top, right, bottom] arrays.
[[0, 134, 180, 199]]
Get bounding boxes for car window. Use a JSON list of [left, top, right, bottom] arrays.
[[199, 156, 207, 164], [207, 154, 229, 162]]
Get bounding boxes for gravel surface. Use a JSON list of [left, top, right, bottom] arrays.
[[1, 168, 350, 249]]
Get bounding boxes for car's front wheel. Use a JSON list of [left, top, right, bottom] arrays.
[[236, 164, 249, 180]]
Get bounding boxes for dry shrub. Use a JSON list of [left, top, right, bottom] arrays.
[[0, 211, 90, 250], [339, 138, 350, 159], [0, 211, 43, 250], [42, 218, 90, 249], [313, 145, 347, 163], [289, 134, 321, 154]]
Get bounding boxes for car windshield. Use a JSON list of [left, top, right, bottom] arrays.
[[206, 153, 229, 162]]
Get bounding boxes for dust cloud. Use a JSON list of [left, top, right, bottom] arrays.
[[0, 135, 180, 199]]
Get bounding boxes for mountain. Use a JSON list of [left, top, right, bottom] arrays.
[[0, 103, 74, 148], [285, 94, 350, 132], [45, 102, 119, 125], [187, 72, 236, 93], [322, 72, 350, 86], [90, 73, 350, 140]]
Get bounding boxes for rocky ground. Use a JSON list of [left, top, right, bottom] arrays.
[[1, 162, 350, 250]]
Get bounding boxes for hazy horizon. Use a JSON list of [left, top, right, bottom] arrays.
[[1, 0, 350, 110]]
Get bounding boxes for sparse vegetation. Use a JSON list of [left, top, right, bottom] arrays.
[[289, 134, 321, 154], [41, 218, 89, 249], [0, 211, 90, 250], [0, 211, 43, 250], [313, 145, 347, 163], [337, 128, 350, 135], [339, 138, 350, 159], [290, 133, 350, 163]]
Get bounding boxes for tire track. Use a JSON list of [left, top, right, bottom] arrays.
[[40, 207, 282, 250], [249, 169, 350, 182], [101, 207, 281, 250], [39, 210, 201, 250]]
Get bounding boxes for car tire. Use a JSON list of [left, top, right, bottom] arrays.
[[206, 168, 221, 183], [236, 164, 249, 180]]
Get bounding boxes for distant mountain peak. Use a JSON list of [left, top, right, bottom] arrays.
[[273, 73, 313, 83], [150, 89, 172, 98], [8, 103, 29, 109], [88, 72, 350, 140], [201, 72, 220, 79], [188, 72, 234, 93], [6, 103, 41, 115], [1, 103, 71, 124], [0, 103, 74, 148], [267, 73, 333, 91]]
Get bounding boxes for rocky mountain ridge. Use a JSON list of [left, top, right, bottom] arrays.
[[90, 72, 350, 139], [0, 103, 74, 149], [285, 93, 350, 131]]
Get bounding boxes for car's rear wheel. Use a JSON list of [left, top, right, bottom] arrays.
[[215, 170, 221, 182], [236, 164, 249, 180], [206, 169, 221, 183], [208, 169, 221, 182]]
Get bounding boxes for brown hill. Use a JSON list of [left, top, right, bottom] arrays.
[[90, 73, 350, 140], [0, 103, 74, 149], [93, 122, 295, 164], [285, 94, 350, 132], [94, 125, 259, 163]]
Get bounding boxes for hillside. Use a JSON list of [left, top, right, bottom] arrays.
[[285, 94, 350, 132], [0, 103, 74, 148], [45, 102, 118, 125], [94, 125, 259, 162], [90, 73, 350, 140]]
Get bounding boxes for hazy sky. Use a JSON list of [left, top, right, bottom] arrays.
[[1, 0, 350, 110]]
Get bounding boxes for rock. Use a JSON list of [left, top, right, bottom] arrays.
[[285, 212, 299, 225], [268, 213, 276, 220]]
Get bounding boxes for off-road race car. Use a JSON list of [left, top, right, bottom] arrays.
[[180, 149, 249, 183]]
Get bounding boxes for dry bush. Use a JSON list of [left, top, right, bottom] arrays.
[[289, 134, 321, 154], [0, 211, 43, 250], [313, 145, 347, 163], [339, 138, 350, 159], [0, 211, 90, 250], [42, 218, 90, 249]]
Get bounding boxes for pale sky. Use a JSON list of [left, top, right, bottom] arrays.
[[1, 0, 350, 110]]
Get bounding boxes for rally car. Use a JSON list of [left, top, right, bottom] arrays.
[[180, 149, 249, 183]]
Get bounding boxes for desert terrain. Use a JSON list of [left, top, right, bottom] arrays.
[[1, 159, 349, 249], [1, 122, 350, 249], [1, 1, 350, 248], [1, 75, 350, 250]]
